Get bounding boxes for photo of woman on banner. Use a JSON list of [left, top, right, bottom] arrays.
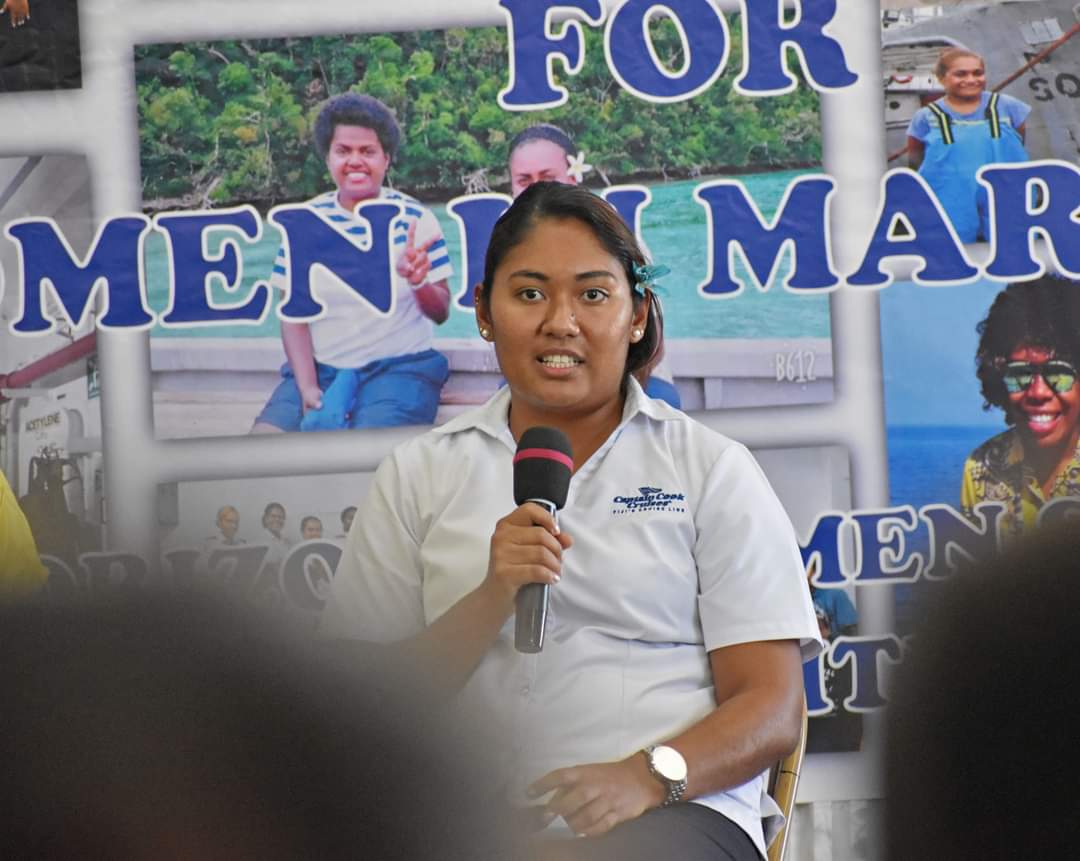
[[507, 123, 681, 410], [323, 183, 820, 861], [906, 48, 1030, 244], [804, 561, 861, 754], [508, 123, 582, 197], [199, 504, 245, 555], [962, 277, 1080, 534], [252, 93, 453, 433]]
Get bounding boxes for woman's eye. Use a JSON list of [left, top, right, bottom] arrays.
[[582, 288, 608, 302], [519, 288, 544, 301]]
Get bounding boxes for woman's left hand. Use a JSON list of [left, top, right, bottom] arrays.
[[528, 755, 664, 837]]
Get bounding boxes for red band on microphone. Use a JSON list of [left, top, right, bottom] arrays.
[[513, 447, 574, 471]]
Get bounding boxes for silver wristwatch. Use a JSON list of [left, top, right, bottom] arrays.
[[643, 744, 688, 807]]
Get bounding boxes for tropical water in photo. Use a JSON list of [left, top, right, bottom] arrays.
[[886, 424, 1004, 511], [145, 169, 831, 342], [886, 423, 1010, 634]]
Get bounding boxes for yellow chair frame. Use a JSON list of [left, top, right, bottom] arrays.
[[765, 697, 808, 861]]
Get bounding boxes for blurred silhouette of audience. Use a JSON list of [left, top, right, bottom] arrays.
[[887, 524, 1080, 859], [0, 592, 517, 859]]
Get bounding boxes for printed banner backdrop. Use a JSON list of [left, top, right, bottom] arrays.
[[128, 17, 862, 758], [3, 0, 1080, 822], [133, 23, 830, 441], [0, 153, 99, 568]]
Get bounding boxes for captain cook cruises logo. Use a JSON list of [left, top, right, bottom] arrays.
[[611, 486, 687, 515]]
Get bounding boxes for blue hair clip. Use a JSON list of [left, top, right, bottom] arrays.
[[632, 262, 670, 291]]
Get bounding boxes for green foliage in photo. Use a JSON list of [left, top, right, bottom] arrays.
[[135, 21, 820, 210]]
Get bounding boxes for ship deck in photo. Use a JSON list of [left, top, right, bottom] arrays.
[[148, 336, 834, 440], [882, 0, 1080, 165]]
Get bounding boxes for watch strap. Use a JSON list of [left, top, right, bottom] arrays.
[[643, 744, 687, 807]]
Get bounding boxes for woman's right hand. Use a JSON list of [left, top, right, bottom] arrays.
[[483, 503, 573, 608]]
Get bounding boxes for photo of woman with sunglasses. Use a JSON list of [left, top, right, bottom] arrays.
[[962, 277, 1080, 534]]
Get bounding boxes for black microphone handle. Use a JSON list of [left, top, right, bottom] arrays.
[[514, 498, 557, 653]]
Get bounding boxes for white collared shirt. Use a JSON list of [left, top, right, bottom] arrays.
[[322, 380, 821, 856]]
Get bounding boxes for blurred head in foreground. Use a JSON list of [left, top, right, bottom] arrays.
[[886, 525, 1080, 859], [0, 594, 510, 860]]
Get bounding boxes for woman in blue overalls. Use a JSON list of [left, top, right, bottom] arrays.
[[907, 48, 1031, 243]]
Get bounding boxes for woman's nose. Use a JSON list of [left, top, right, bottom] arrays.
[[541, 298, 579, 336], [1026, 373, 1054, 399]]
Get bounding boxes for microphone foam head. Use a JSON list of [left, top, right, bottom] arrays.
[[513, 427, 573, 509]]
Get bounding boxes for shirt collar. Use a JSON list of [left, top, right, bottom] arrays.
[[989, 428, 1080, 502], [1020, 434, 1080, 500], [1004, 431, 1025, 467], [328, 186, 393, 215], [432, 376, 679, 448], [936, 91, 990, 118], [432, 384, 514, 446]]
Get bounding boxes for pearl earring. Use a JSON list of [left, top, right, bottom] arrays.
[[631, 328, 643, 341], [480, 327, 491, 340]]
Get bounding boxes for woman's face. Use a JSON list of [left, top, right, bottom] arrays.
[[1004, 345, 1080, 454], [939, 56, 986, 101], [477, 217, 647, 421], [509, 140, 577, 198], [217, 508, 240, 541], [326, 124, 389, 209], [264, 506, 286, 536]]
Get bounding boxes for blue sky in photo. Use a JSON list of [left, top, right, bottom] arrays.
[[880, 277, 1011, 429]]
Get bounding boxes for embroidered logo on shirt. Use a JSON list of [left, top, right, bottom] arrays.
[[611, 486, 687, 515]]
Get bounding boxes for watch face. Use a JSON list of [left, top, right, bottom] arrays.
[[652, 745, 688, 782]]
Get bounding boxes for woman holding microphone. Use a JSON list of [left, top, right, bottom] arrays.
[[323, 183, 819, 860]]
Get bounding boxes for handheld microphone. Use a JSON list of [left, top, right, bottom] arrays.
[[512, 427, 573, 653]]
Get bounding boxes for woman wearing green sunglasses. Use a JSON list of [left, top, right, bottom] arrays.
[[962, 277, 1080, 534]]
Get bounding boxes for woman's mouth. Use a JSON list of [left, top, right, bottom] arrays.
[[1023, 412, 1060, 437], [537, 354, 583, 370]]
